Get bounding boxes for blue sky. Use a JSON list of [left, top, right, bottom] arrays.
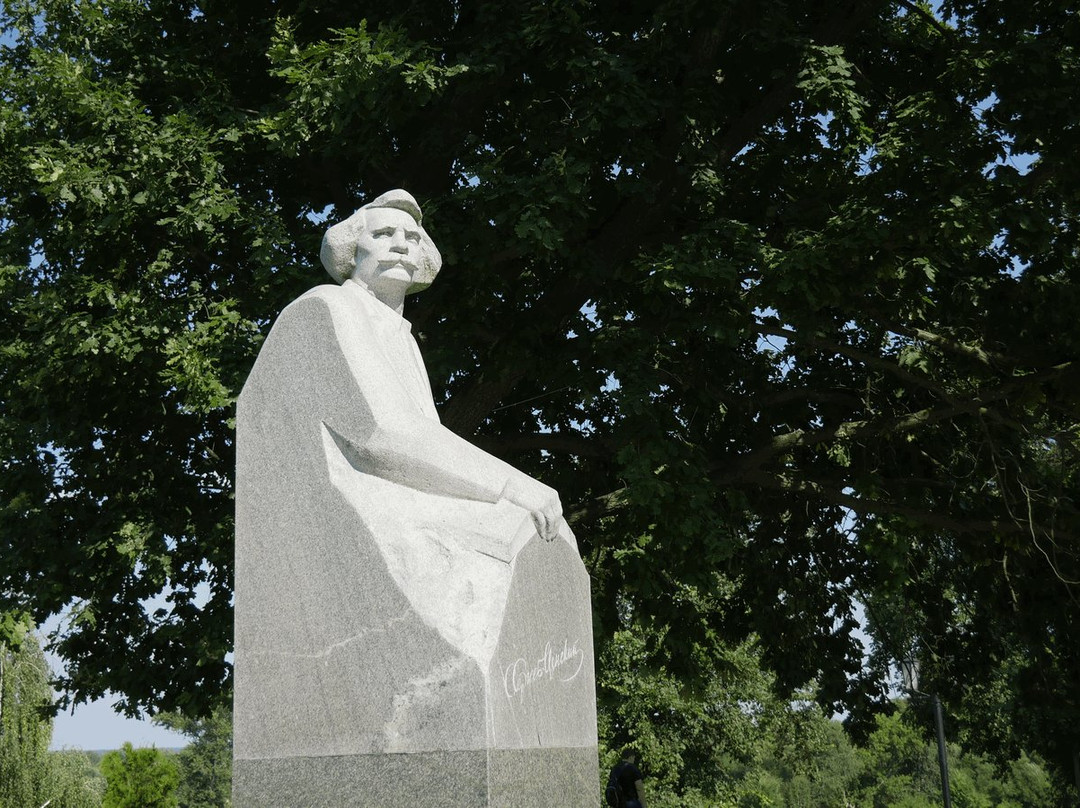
[[50, 690, 187, 751], [42, 630, 188, 751]]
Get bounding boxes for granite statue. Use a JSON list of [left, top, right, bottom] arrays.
[[233, 190, 598, 806]]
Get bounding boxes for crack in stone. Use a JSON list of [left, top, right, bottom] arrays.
[[253, 609, 413, 660]]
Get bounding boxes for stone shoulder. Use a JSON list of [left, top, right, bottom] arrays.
[[264, 283, 362, 341]]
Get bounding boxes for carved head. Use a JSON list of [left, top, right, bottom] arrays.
[[320, 189, 442, 293]]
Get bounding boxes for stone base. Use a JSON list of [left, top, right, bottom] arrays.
[[233, 746, 599, 807]]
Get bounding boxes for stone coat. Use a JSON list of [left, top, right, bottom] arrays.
[[235, 280, 563, 757]]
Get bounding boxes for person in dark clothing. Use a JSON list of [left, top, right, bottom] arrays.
[[610, 746, 647, 808]]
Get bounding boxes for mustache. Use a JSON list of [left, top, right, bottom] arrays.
[[378, 258, 419, 272]]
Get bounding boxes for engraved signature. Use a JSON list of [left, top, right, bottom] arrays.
[[502, 638, 585, 702]]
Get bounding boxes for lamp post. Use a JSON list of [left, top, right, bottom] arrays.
[[931, 694, 953, 808], [902, 658, 953, 808], [1072, 749, 1079, 806]]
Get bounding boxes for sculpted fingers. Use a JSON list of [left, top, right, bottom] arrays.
[[548, 500, 563, 541], [501, 475, 563, 541], [539, 492, 563, 542], [531, 510, 551, 541]]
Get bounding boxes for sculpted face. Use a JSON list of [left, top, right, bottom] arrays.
[[352, 207, 423, 306]]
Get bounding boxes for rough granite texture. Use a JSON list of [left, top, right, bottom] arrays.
[[233, 747, 598, 808], [234, 278, 598, 806]]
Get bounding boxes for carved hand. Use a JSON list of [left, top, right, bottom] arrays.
[[500, 475, 564, 542]]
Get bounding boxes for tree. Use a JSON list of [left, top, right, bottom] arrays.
[[848, 705, 1065, 808], [100, 743, 180, 808], [46, 748, 107, 808], [0, 619, 52, 808], [598, 626, 867, 808], [1, 0, 1077, 780], [0, 619, 104, 808], [154, 706, 232, 808], [768, 710, 862, 807], [998, 752, 1056, 808], [598, 628, 786, 806], [855, 708, 942, 807]]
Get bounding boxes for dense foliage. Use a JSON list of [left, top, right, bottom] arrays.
[[598, 636, 1072, 806], [0, 624, 108, 808], [100, 742, 180, 808], [154, 706, 232, 808], [49, 747, 109, 808], [0, 619, 51, 808], [1, 0, 1077, 785], [666, 705, 1065, 808]]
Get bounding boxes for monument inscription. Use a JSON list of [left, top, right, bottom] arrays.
[[503, 637, 587, 704], [232, 190, 598, 806]]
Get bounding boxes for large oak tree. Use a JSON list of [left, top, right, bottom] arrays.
[[2, 0, 1078, 781]]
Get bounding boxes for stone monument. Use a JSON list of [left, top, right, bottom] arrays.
[[233, 190, 598, 806]]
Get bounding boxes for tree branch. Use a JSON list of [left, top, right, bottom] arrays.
[[733, 396, 988, 473], [748, 470, 1080, 545], [733, 358, 1074, 475], [566, 485, 629, 527], [756, 320, 950, 397], [471, 431, 607, 458], [895, 0, 953, 37], [894, 323, 999, 368]]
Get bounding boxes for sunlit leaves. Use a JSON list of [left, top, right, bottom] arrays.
[[261, 19, 469, 154]]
